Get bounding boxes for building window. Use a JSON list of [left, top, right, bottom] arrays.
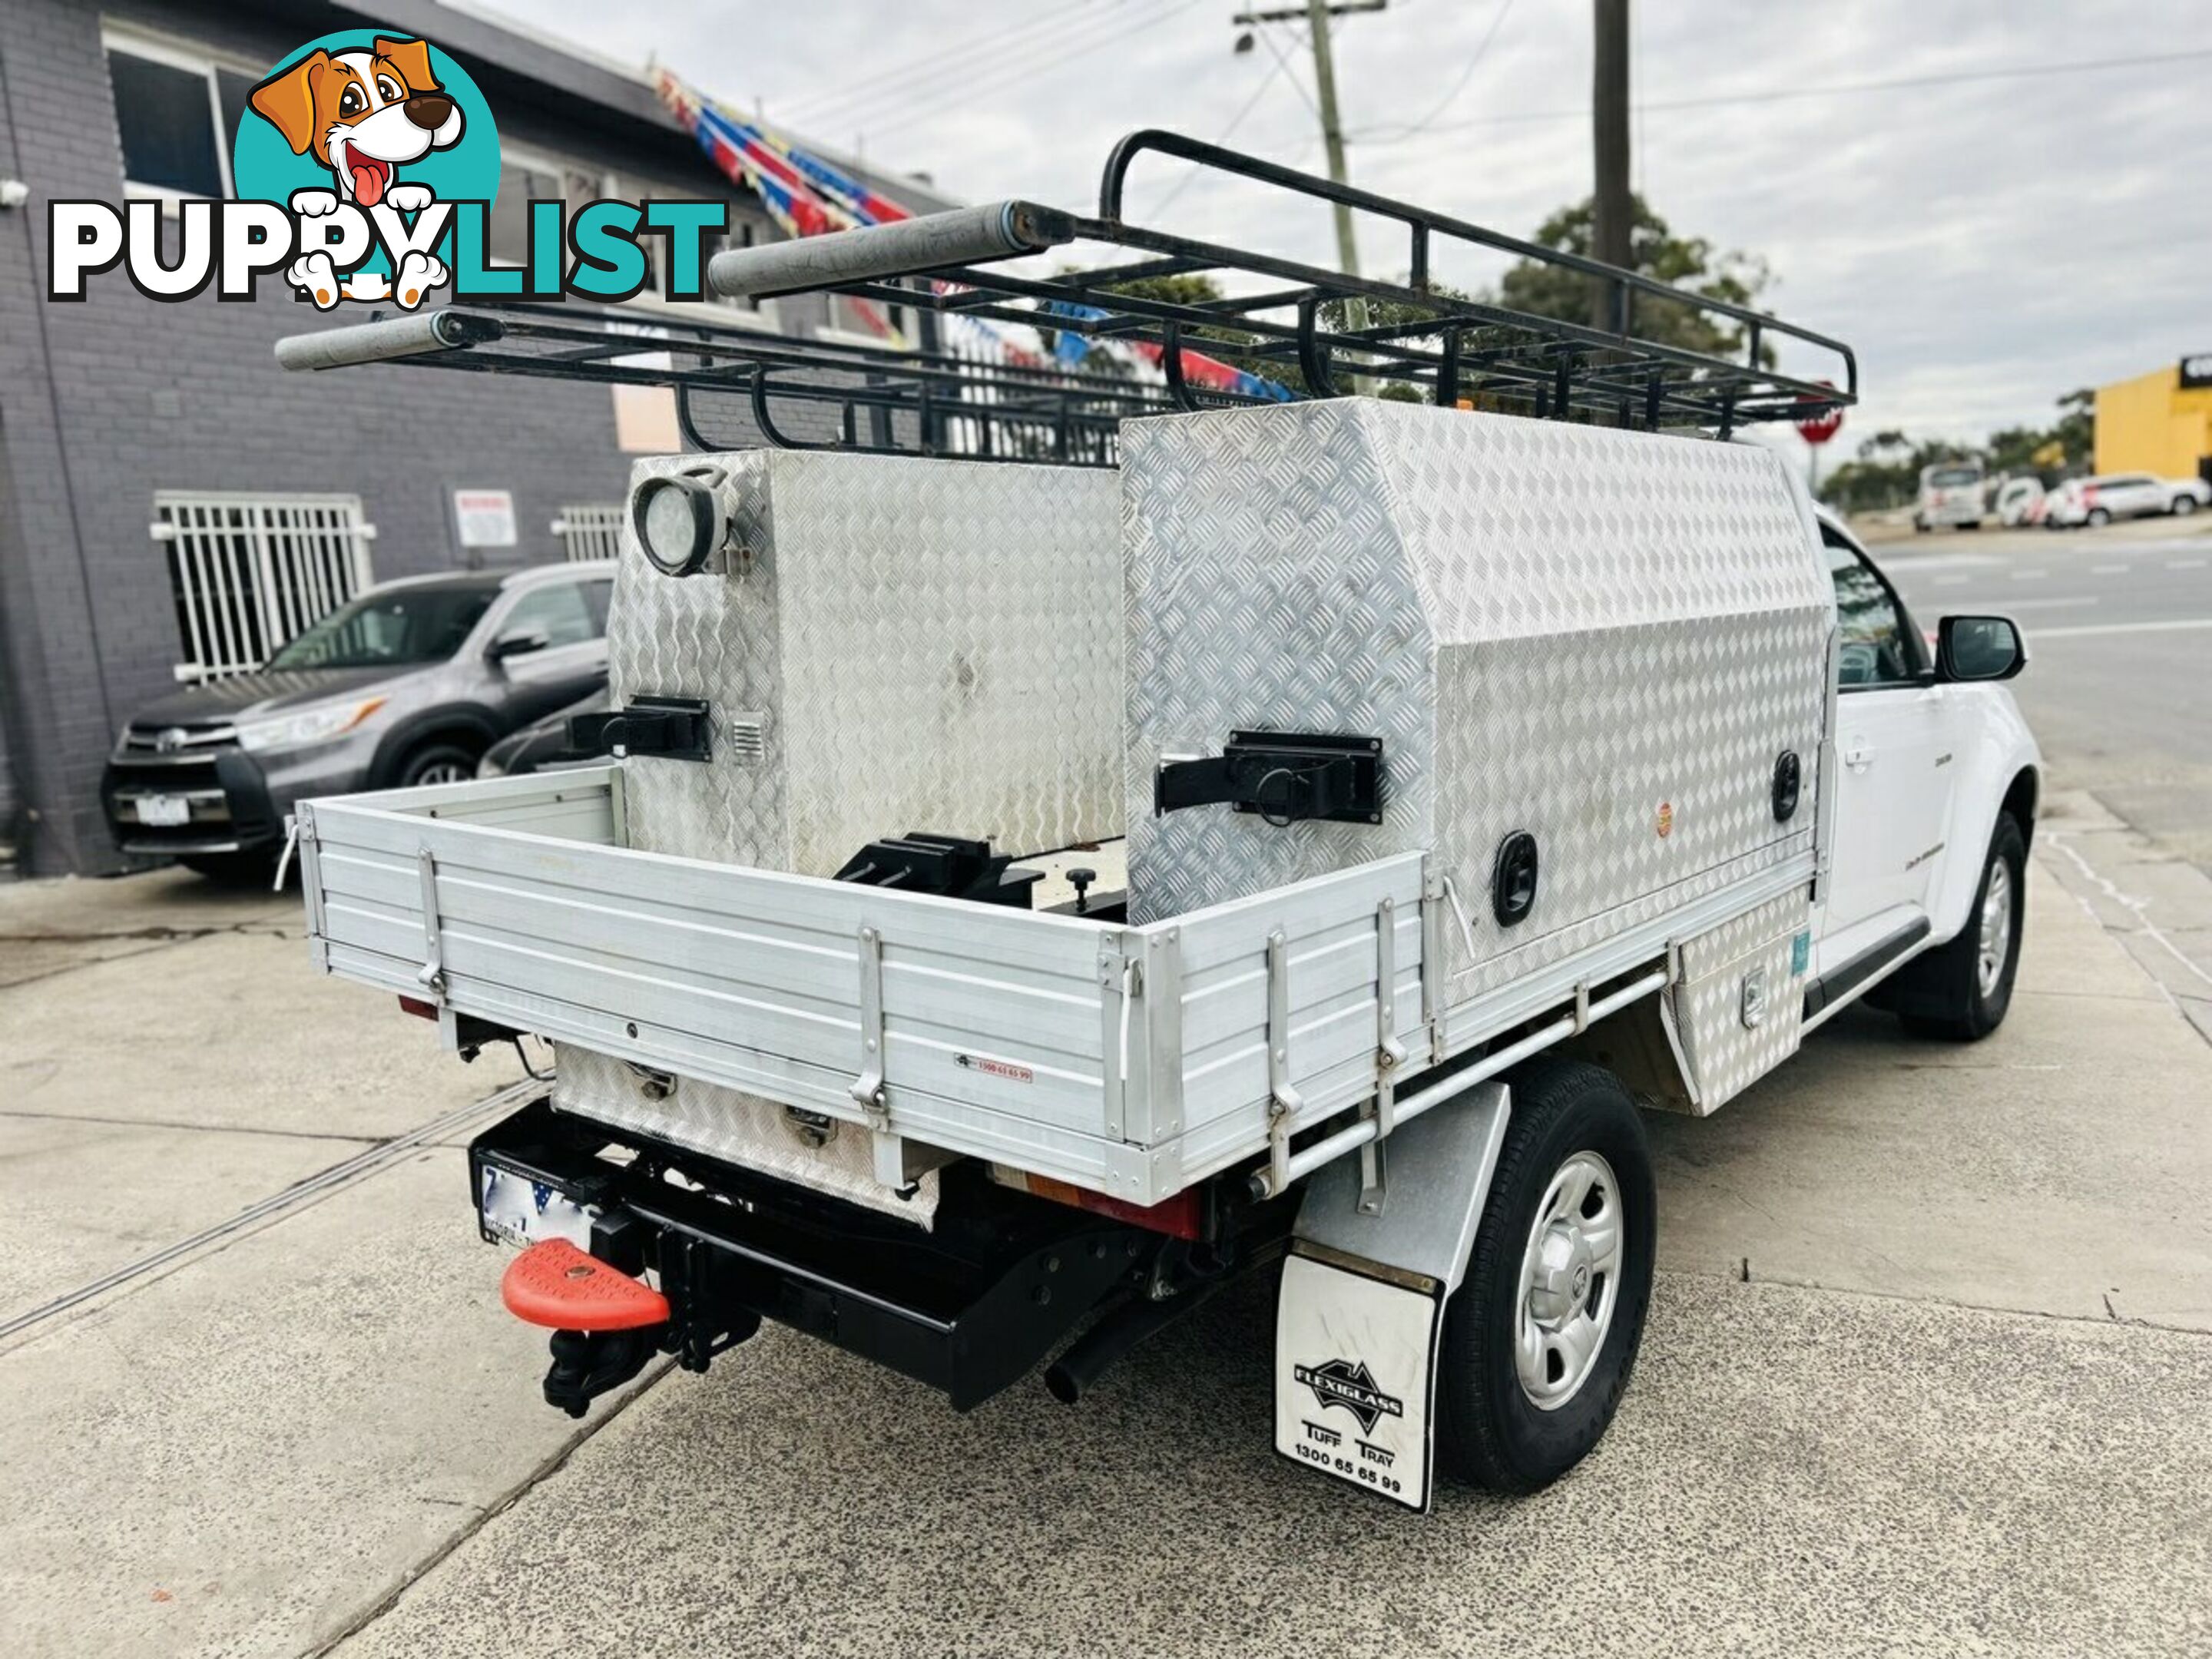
[[488, 153, 612, 266], [104, 29, 257, 200], [153, 493, 377, 683], [551, 504, 625, 561]]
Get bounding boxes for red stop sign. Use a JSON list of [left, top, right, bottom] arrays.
[[1795, 379, 1843, 446]]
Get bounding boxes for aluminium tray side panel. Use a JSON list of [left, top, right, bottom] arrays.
[[303, 790, 1134, 1190], [610, 449, 1124, 873]]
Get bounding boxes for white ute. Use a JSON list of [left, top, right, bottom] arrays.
[[279, 133, 2039, 1509]]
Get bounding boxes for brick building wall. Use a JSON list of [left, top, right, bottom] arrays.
[[0, 0, 940, 876]]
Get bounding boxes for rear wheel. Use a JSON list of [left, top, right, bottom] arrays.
[[1435, 1056, 1655, 1493], [2174, 495, 2199, 516]]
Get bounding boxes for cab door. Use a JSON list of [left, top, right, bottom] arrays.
[[1816, 526, 1957, 975]]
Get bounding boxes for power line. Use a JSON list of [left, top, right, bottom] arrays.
[[1250, 20, 1322, 123], [862, 0, 1204, 144], [773, 0, 1094, 124], [1356, 0, 1515, 141], [1146, 51, 1300, 217], [1353, 44, 2212, 141]]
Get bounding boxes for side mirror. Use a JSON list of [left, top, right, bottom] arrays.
[[487, 628, 549, 663], [1937, 615, 2025, 682]]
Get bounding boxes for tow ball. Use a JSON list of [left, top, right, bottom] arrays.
[[501, 1237, 756, 1418]]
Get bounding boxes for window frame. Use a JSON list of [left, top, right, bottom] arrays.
[[102, 22, 262, 207], [1821, 521, 1932, 693], [488, 575, 611, 651]]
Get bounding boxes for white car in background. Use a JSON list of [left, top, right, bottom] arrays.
[[1992, 477, 2042, 527], [2047, 472, 2209, 528]]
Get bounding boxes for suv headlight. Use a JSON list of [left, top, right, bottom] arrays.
[[236, 696, 387, 753]]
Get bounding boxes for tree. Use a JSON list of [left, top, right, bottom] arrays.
[[1494, 194, 1773, 361]]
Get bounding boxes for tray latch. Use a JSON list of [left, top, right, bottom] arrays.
[[1154, 730, 1383, 826]]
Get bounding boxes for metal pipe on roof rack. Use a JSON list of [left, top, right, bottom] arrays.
[[705, 200, 1076, 300], [1247, 965, 1671, 1200], [273, 309, 502, 372]]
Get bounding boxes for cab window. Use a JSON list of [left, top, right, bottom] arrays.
[[1822, 530, 1921, 689]]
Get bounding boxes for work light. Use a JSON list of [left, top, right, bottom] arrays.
[[629, 467, 727, 578]]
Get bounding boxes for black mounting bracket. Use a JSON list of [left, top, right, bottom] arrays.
[[568, 696, 712, 763], [833, 831, 1042, 909], [1153, 730, 1384, 826]]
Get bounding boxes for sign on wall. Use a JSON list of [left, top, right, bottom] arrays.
[[2181, 354, 2212, 392], [453, 488, 517, 548]]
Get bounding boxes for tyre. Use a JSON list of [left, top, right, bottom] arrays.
[[1435, 1056, 1656, 1493], [2173, 495, 2199, 516], [1912, 515, 1929, 533], [2087, 508, 2111, 528], [1873, 814, 2027, 1041], [1960, 518, 1982, 531], [395, 740, 479, 788]]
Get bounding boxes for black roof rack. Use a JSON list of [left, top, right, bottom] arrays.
[[275, 130, 1855, 459]]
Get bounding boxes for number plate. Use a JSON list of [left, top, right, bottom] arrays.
[[1274, 1251, 1442, 1512], [134, 794, 191, 827], [478, 1163, 595, 1250]]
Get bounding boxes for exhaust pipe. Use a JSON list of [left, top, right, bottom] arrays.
[[1044, 1278, 1229, 1405]]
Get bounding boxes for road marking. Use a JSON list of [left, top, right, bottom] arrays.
[[2089, 563, 2129, 575], [2003, 596, 2098, 610], [2008, 569, 2048, 580], [2030, 616, 2212, 639], [2168, 558, 2207, 570], [1932, 575, 1970, 586]]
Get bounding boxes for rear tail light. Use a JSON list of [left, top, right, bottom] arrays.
[[2081, 485, 2099, 505], [992, 1167, 1204, 1240]]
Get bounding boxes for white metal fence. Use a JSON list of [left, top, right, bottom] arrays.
[[552, 504, 624, 562], [151, 492, 376, 683]]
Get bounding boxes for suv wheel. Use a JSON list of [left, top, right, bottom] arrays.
[[397, 741, 479, 788], [2174, 495, 2199, 516]]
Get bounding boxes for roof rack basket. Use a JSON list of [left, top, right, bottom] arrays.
[[276, 129, 1855, 462]]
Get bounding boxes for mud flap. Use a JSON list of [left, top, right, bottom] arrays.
[[1273, 1081, 1511, 1512]]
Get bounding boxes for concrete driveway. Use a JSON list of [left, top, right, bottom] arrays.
[[1, 853, 2207, 1657]]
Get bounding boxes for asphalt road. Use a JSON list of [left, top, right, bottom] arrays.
[[1876, 516, 2212, 866]]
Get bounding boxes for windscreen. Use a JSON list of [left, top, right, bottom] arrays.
[[267, 587, 494, 670], [1928, 467, 1980, 489]]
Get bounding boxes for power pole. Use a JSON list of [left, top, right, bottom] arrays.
[[1231, 0, 1383, 283], [1590, 0, 1631, 326]]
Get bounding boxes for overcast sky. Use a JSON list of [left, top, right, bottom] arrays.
[[469, 0, 2208, 463]]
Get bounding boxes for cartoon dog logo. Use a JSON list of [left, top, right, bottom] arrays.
[[247, 37, 462, 310]]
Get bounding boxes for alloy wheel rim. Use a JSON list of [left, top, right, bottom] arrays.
[[1515, 1150, 1622, 1411], [415, 760, 472, 786], [1978, 859, 2014, 999]]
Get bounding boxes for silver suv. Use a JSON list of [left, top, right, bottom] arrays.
[[103, 562, 612, 877]]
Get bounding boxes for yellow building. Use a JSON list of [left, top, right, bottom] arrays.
[[2095, 356, 2212, 479]]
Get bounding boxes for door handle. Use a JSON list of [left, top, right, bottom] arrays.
[[1843, 740, 1874, 773]]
